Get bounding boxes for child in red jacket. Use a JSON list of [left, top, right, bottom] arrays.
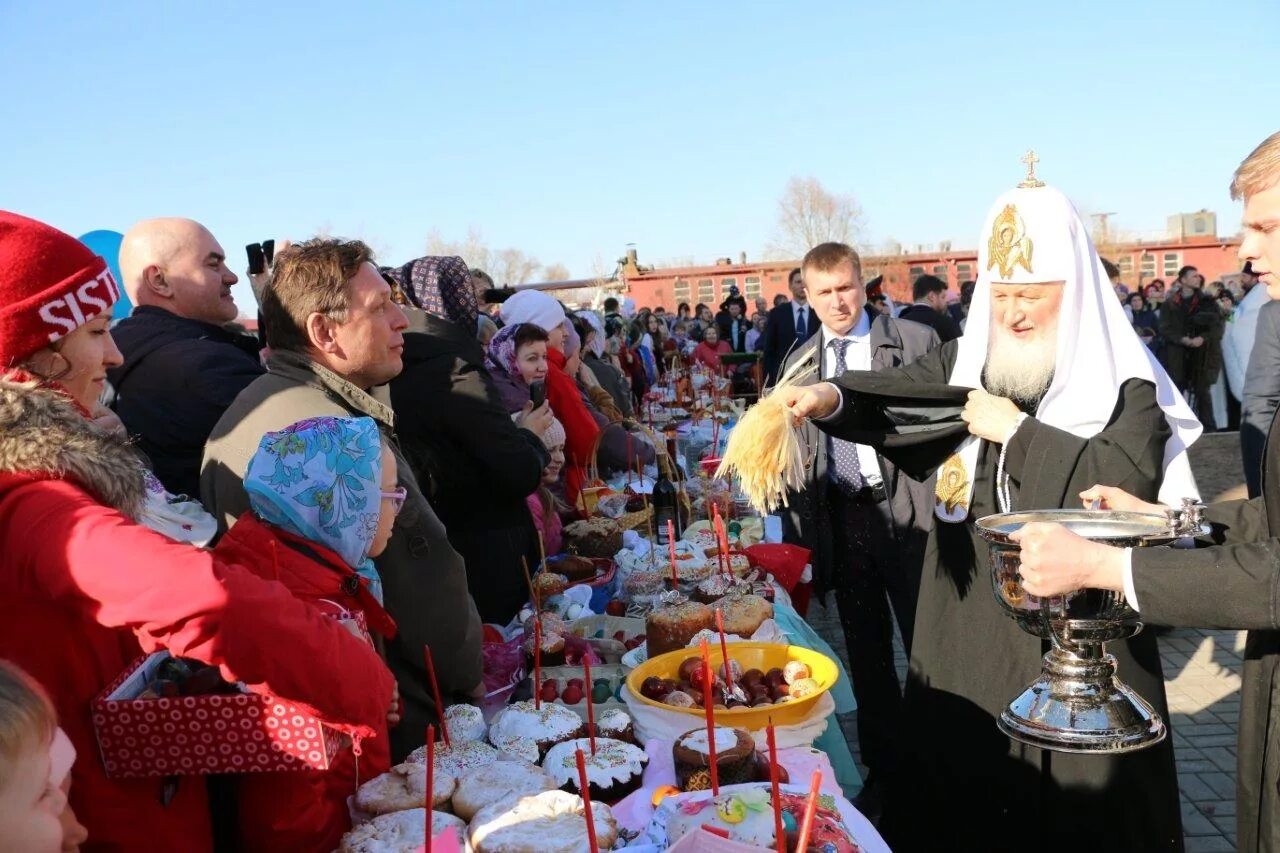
[[215, 416, 402, 853]]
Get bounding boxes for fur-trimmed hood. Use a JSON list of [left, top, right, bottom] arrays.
[[0, 375, 145, 518]]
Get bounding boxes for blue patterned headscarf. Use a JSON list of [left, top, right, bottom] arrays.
[[244, 416, 387, 599]]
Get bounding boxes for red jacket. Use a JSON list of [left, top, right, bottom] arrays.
[[693, 339, 732, 373], [214, 513, 397, 852], [546, 347, 600, 506], [0, 473, 395, 853]]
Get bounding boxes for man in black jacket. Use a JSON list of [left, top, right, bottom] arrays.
[[761, 267, 817, 384], [108, 218, 264, 498], [780, 242, 938, 818], [897, 274, 962, 342], [384, 256, 550, 625]]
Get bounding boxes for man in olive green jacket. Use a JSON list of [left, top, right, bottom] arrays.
[[202, 238, 483, 761]]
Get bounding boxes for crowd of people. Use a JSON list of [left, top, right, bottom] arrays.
[[0, 128, 1278, 852]]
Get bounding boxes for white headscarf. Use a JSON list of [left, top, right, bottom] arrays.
[[501, 290, 567, 333], [575, 310, 607, 358], [937, 182, 1200, 521]]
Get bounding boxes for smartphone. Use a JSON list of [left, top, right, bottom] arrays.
[[529, 380, 546, 409], [246, 243, 265, 276], [262, 239, 275, 266]]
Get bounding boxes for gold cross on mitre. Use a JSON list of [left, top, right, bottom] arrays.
[[1019, 149, 1045, 188]]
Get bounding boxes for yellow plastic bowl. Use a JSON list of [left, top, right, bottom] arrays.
[[625, 641, 838, 729]]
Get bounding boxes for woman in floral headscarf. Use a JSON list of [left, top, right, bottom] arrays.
[[215, 416, 399, 853], [385, 257, 551, 625]]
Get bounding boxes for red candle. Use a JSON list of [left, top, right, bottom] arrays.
[[575, 749, 601, 853], [626, 434, 634, 487], [583, 655, 596, 754], [699, 636, 720, 794], [766, 719, 784, 853], [667, 521, 679, 588], [425, 724, 435, 853], [712, 505, 728, 577], [423, 646, 450, 747], [714, 608, 733, 687], [794, 769, 822, 853], [534, 618, 543, 711]]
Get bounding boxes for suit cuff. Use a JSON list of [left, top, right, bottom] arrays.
[[1121, 548, 1140, 611]]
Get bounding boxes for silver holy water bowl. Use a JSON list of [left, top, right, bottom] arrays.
[[976, 502, 1204, 754]]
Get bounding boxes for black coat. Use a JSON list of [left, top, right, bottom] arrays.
[[821, 341, 1183, 852], [896, 303, 962, 342], [107, 306, 264, 499], [1133, 400, 1280, 852], [780, 311, 939, 601], [388, 309, 548, 624], [717, 316, 751, 353], [583, 352, 633, 417], [761, 301, 818, 385]]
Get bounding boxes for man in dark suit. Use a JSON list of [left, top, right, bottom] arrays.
[[761, 267, 817, 384], [1242, 298, 1280, 495], [896, 274, 962, 342], [717, 289, 751, 352], [779, 242, 939, 818]]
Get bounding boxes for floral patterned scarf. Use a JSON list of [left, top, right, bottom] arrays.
[[244, 416, 386, 600]]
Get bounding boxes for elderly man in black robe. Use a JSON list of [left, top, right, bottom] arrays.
[[783, 164, 1201, 852], [1014, 130, 1280, 853]]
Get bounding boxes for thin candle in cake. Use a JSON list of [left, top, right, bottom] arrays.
[[714, 608, 733, 687], [425, 724, 435, 853], [575, 748, 600, 853], [423, 646, 450, 747], [533, 617, 544, 710], [583, 655, 596, 754], [766, 719, 784, 853], [521, 556, 538, 611], [667, 520, 678, 588], [699, 636, 720, 794], [794, 769, 822, 853]]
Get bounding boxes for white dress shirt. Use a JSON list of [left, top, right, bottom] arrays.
[[820, 311, 882, 484]]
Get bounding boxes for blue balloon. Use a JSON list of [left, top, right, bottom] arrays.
[[78, 230, 130, 319]]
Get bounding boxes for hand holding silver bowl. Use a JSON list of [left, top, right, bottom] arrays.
[[976, 501, 1204, 754]]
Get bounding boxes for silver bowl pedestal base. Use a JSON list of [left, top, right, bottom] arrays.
[[998, 641, 1165, 754]]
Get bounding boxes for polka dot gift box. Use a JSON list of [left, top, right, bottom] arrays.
[[92, 652, 345, 778]]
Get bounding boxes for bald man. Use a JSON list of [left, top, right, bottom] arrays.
[[107, 218, 264, 498]]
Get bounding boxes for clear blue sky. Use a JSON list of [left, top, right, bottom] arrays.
[[3, 0, 1276, 309]]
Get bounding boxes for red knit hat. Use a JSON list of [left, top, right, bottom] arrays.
[[0, 210, 118, 366]]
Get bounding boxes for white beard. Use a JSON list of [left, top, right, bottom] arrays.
[[983, 324, 1058, 403]]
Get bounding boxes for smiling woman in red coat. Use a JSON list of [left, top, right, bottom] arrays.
[[0, 210, 395, 851]]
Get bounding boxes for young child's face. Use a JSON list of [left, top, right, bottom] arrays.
[[542, 444, 565, 485], [0, 743, 67, 853], [369, 443, 400, 559], [516, 341, 548, 386]]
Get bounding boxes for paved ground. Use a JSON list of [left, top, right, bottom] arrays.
[[807, 431, 1249, 851]]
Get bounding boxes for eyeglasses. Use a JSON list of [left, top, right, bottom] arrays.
[[380, 486, 408, 515]]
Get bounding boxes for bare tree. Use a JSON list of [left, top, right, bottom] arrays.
[[767, 176, 865, 259], [423, 227, 565, 286], [541, 262, 572, 282]]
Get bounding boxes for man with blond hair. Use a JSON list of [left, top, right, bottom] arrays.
[[1009, 130, 1280, 853], [108, 218, 263, 497]]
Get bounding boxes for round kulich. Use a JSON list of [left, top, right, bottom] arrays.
[[445, 703, 488, 743], [468, 790, 619, 853], [594, 708, 636, 745], [541, 737, 648, 803], [354, 762, 456, 815], [645, 600, 713, 658], [487, 700, 584, 758], [339, 808, 466, 852], [452, 759, 557, 822], [405, 739, 499, 779], [562, 517, 624, 558], [672, 726, 757, 792], [550, 555, 598, 582], [715, 593, 773, 638]]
